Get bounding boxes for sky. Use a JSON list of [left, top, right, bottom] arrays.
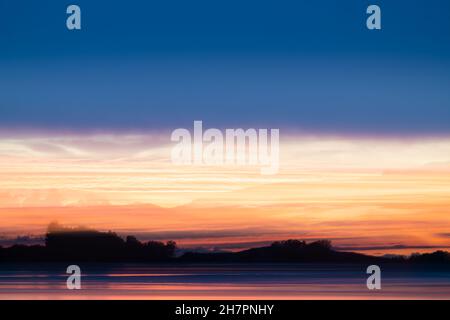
[[0, 1, 449, 255], [1, 0, 450, 133]]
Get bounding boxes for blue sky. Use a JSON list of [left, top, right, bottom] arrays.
[[1, 0, 449, 134]]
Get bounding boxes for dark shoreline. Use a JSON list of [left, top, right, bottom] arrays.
[[1, 226, 449, 264]]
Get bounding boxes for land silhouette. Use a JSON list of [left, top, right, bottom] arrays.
[[0, 223, 449, 264]]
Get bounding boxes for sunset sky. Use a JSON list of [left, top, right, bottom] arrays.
[[1, 1, 450, 255], [0, 133, 449, 255]]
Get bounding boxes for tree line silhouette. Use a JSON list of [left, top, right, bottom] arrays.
[[0, 223, 176, 262], [0, 224, 449, 264]]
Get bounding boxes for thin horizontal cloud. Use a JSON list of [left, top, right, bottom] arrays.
[[335, 244, 450, 251], [436, 233, 450, 238], [119, 228, 295, 241]]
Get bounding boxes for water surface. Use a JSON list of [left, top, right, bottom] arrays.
[[1, 263, 449, 299]]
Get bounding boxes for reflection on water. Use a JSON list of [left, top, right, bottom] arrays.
[[0, 263, 449, 299]]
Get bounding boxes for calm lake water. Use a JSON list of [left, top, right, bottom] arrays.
[[0, 263, 449, 299]]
